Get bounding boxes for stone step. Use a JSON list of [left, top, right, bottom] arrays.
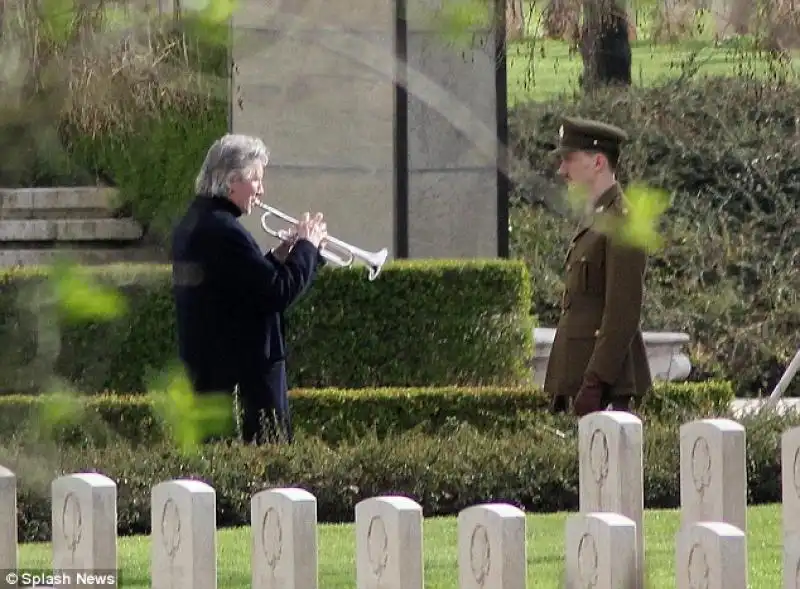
[[0, 247, 164, 267], [0, 187, 120, 219], [0, 218, 143, 242]]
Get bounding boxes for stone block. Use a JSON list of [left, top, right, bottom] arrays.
[[457, 503, 526, 589], [405, 31, 498, 170], [406, 170, 498, 258], [0, 248, 163, 268], [578, 411, 644, 588], [564, 512, 638, 588], [251, 488, 318, 589], [239, 168, 394, 258], [0, 188, 117, 216], [151, 479, 216, 589], [784, 533, 800, 589], [355, 496, 423, 589], [782, 426, 800, 536], [232, 0, 393, 32], [782, 426, 800, 588], [0, 466, 16, 571], [0, 219, 142, 242], [405, 0, 497, 32], [51, 473, 117, 588], [679, 418, 747, 534], [675, 522, 747, 589]]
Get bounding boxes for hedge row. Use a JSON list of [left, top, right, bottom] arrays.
[[1, 381, 734, 447], [0, 260, 532, 394], [5, 399, 792, 543]]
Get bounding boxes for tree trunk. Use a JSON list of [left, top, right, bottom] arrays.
[[506, 0, 526, 42], [579, 0, 632, 93]]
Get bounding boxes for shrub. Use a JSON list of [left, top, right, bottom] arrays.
[[507, 76, 800, 397], [0, 381, 734, 448], [3, 400, 792, 543], [1, 0, 229, 238], [0, 260, 532, 394]]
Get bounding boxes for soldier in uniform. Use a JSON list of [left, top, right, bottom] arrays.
[[543, 116, 653, 416]]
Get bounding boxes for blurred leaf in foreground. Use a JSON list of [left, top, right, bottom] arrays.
[[50, 259, 127, 323], [615, 183, 670, 252], [423, 0, 493, 47], [37, 388, 83, 433], [148, 365, 235, 452]]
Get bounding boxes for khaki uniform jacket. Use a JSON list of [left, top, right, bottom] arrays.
[[543, 183, 653, 400]]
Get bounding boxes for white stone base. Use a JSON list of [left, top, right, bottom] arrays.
[[531, 327, 692, 387]]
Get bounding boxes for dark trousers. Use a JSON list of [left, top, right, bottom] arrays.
[[191, 360, 292, 445], [550, 392, 632, 414], [238, 360, 293, 445]]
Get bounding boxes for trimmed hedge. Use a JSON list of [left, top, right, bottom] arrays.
[[0, 381, 734, 447], [4, 396, 791, 543], [0, 260, 533, 394]]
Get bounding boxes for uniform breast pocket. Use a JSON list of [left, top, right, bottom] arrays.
[[571, 256, 592, 292]]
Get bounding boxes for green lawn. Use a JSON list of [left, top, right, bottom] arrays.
[[505, 4, 800, 103], [18, 503, 783, 588], [507, 38, 800, 103]]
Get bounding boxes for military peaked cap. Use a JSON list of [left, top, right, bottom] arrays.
[[552, 116, 628, 157]]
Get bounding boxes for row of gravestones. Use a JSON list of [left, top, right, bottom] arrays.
[[0, 412, 799, 588]]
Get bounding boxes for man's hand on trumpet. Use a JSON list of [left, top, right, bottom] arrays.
[[269, 212, 328, 263], [270, 229, 298, 262], [296, 212, 328, 249]]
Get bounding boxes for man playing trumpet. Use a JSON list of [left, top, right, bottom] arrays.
[[171, 133, 328, 444]]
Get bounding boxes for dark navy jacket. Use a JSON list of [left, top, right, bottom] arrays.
[[170, 195, 324, 395]]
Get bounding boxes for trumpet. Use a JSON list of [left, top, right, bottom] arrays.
[[251, 198, 389, 281]]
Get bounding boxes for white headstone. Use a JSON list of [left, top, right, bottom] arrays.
[[679, 419, 746, 534], [675, 521, 747, 589], [151, 479, 216, 589], [457, 503, 526, 589], [251, 488, 317, 589], [51, 473, 117, 588], [784, 533, 800, 589], [578, 411, 644, 587], [355, 496, 423, 589], [782, 426, 800, 588], [782, 426, 800, 536], [0, 466, 16, 571], [565, 512, 638, 589]]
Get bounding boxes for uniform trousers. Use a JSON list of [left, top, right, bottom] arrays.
[[551, 391, 633, 413]]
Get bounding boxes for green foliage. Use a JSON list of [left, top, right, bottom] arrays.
[[1, 0, 230, 236], [0, 381, 734, 448], [3, 392, 790, 543], [508, 76, 800, 397], [0, 260, 533, 394], [63, 99, 228, 237]]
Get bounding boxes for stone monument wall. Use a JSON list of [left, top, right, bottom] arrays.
[[230, 0, 509, 261]]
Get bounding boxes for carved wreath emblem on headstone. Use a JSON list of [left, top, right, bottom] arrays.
[[690, 437, 713, 496], [687, 542, 710, 589], [577, 532, 598, 588], [367, 515, 389, 577], [161, 498, 182, 559], [62, 492, 83, 560], [589, 429, 610, 485], [261, 507, 283, 570], [469, 524, 491, 586]]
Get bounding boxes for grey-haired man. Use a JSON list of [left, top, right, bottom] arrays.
[[171, 134, 327, 444]]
